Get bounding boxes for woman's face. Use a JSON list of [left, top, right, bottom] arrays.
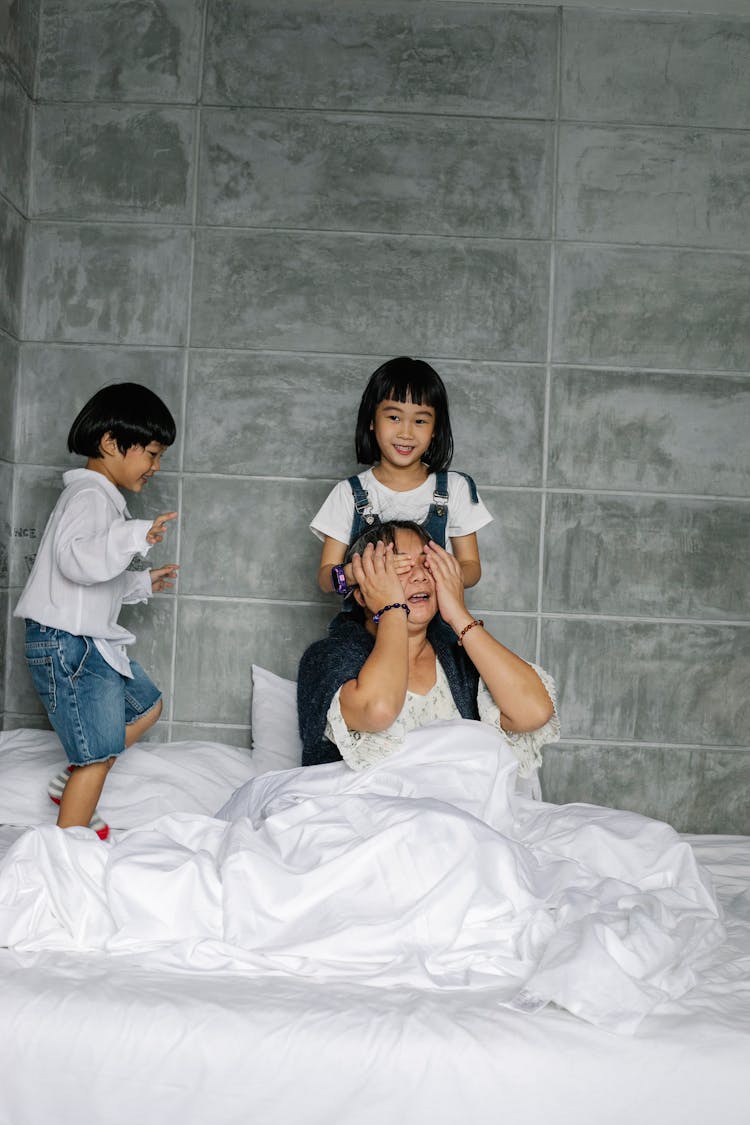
[[393, 529, 436, 625]]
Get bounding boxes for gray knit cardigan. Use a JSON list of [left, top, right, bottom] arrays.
[[297, 612, 480, 767]]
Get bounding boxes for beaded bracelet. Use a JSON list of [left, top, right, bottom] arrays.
[[373, 602, 410, 623], [457, 618, 484, 646]]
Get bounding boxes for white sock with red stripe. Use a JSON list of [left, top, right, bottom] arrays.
[[47, 767, 110, 839]]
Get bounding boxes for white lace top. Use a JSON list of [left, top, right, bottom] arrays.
[[325, 660, 560, 780]]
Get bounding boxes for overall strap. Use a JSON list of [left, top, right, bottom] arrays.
[[421, 470, 449, 547], [347, 475, 381, 543], [451, 470, 479, 504], [432, 469, 449, 513]]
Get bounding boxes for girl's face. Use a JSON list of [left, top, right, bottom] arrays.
[[371, 395, 436, 472]]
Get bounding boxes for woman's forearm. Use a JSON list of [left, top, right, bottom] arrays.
[[339, 612, 410, 732], [458, 625, 554, 732], [426, 541, 553, 734]]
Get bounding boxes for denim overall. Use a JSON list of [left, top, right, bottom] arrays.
[[342, 470, 480, 633], [347, 470, 480, 547]]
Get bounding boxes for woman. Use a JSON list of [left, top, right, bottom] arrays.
[[298, 521, 559, 789]]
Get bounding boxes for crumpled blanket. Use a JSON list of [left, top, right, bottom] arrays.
[[0, 720, 724, 1034]]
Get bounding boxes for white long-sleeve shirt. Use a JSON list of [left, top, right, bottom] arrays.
[[15, 469, 154, 677]]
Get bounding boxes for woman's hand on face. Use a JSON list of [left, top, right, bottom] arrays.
[[423, 541, 467, 624], [351, 541, 406, 617]]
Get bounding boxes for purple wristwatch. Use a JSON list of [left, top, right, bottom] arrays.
[[331, 564, 349, 595]]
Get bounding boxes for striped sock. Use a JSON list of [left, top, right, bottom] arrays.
[[88, 812, 110, 841], [47, 767, 110, 840], [48, 766, 74, 806]]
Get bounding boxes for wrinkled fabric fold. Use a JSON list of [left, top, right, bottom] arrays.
[[0, 721, 724, 1034]]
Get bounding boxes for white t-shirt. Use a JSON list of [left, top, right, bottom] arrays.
[[15, 469, 154, 677], [310, 468, 492, 547]]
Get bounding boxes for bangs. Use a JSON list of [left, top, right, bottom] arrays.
[[383, 361, 444, 410]]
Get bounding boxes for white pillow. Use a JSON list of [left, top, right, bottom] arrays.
[[251, 664, 303, 774], [0, 727, 258, 829]]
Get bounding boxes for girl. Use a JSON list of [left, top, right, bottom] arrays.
[[312, 356, 492, 597], [14, 382, 180, 840]]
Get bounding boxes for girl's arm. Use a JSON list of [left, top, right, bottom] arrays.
[[450, 532, 481, 588], [317, 535, 348, 593], [425, 541, 553, 733], [338, 542, 410, 732], [317, 534, 417, 594]]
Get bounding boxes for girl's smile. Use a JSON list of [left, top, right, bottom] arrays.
[[371, 397, 436, 479]]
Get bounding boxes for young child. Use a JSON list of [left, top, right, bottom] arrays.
[[14, 382, 179, 840], [312, 356, 492, 597]]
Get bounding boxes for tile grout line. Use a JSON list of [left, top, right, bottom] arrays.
[[2, 28, 36, 726], [22, 214, 750, 258], [12, 460, 750, 504], [29, 95, 750, 137], [164, 0, 209, 741], [536, 3, 563, 666], [12, 336, 750, 381]]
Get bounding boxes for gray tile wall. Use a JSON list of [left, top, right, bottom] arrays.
[[0, 0, 37, 723], [4, 1, 749, 832]]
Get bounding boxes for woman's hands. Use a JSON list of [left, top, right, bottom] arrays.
[[423, 540, 472, 633], [341, 540, 410, 733], [422, 540, 554, 733], [350, 540, 405, 616]]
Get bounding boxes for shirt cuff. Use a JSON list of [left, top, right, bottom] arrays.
[[129, 519, 153, 555], [477, 663, 560, 778], [121, 567, 153, 604]]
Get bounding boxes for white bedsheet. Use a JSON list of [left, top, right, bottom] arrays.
[[0, 721, 725, 1035]]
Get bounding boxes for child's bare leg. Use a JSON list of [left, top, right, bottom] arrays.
[[125, 697, 162, 746], [57, 758, 115, 829], [56, 701, 161, 830]]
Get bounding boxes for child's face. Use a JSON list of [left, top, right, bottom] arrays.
[[118, 442, 168, 492], [91, 438, 168, 493], [370, 396, 436, 472]]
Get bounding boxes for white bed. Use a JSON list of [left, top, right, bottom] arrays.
[[0, 672, 748, 1125]]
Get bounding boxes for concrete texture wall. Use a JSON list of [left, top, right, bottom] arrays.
[[3, 0, 748, 832], [0, 0, 38, 726]]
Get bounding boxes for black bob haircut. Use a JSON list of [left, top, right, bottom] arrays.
[[343, 519, 431, 622], [354, 357, 454, 472], [67, 383, 176, 458]]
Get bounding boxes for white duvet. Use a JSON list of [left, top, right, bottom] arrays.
[[0, 721, 724, 1034]]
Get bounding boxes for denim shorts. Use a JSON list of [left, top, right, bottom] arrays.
[[24, 620, 162, 766]]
